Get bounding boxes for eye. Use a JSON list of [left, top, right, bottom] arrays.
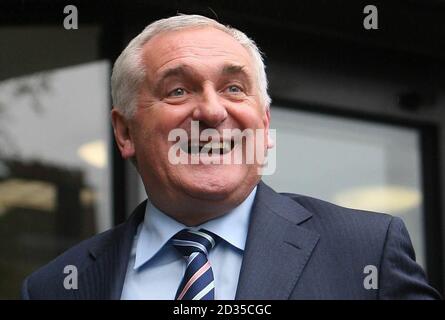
[[225, 85, 243, 94], [168, 88, 187, 97]]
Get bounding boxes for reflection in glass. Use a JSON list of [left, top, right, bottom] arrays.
[[263, 106, 425, 269], [0, 61, 110, 298]]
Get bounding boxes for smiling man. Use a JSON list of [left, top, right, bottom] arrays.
[[111, 24, 272, 226], [22, 14, 440, 300]]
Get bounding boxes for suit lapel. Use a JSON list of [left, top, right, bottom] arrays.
[[235, 182, 320, 299], [75, 200, 146, 299]]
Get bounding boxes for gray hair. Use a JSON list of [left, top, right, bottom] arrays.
[[111, 14, 271, 118]]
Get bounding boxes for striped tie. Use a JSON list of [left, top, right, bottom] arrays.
[[172, 229, 218, 300]]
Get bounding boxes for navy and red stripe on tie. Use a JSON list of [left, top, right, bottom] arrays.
[[171, 229, 219, 300]]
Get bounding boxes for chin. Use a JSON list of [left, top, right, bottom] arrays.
[[181, 175, 242, 201]]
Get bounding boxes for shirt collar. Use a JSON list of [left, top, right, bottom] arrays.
[[133, 186, 257, 270]]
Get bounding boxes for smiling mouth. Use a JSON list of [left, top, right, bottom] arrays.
[[180, 139, 236, 155]]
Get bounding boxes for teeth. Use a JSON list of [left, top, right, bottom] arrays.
[[200, 141, 231, 154], [202, 141, 229, 150], [179, 141, 233, 154]]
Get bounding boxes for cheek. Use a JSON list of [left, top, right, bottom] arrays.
[[152, 102, 193, 127], [230, 106, 266, 129], [133, 107, 191, 154]]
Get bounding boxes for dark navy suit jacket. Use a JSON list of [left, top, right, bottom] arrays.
[[22, 181, 441, 299]]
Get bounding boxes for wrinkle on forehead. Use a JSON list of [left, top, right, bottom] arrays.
[[141, 27, 254, 79]]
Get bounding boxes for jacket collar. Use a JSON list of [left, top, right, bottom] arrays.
[[235, 181, 320, 299], [79, 200, 146, 299]]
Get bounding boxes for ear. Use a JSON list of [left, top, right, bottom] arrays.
[[111, 108, 136, 159], [263, 108, 274, 149]]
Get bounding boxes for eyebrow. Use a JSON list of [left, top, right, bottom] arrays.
[[159, 65, 192, 81], [153, 63, 252, 94], [220, 64, 253, 87], [222, 64, 248, 76], [153, 65, 196, 94]]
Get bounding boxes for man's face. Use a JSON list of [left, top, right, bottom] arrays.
[[113, 27, 271, 218]]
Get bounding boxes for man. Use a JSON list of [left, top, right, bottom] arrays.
[[22, 14, 440, 299]]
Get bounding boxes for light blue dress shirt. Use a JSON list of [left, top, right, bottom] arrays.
[[120, 186, 257, 300]]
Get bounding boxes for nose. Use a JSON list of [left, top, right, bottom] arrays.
[[192, 85, 228, 128]]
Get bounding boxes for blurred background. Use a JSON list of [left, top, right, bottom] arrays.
[[0, 0, 444, 298]]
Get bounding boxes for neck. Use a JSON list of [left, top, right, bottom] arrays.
[[146, 183, 258, 226]]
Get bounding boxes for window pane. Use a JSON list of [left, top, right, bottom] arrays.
[[263, 106, 425, 268], [0, 27, 111, 299]]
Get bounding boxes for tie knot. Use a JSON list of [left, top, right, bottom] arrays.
[[172, 229, 218, 257]]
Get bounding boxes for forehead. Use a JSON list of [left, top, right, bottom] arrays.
[[140, 27, 254, 78]]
